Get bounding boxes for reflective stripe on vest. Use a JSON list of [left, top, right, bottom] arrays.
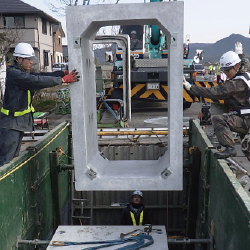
[[1, 90, 35, 117], [234, 72, 250, 89], [130, 211, 143, 226]]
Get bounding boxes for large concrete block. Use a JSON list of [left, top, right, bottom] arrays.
[[66, 2, 184, 191]]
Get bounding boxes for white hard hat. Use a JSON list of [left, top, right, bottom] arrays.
[[131, 30, 136, 35], [13, 42, 37, 59], [220, 51, 241, 70], [132, 190, 143, 198]]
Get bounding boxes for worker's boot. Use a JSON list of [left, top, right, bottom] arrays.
[[214, 146, 237, 159]]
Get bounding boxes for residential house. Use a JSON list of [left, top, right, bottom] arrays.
[[0, 0, 64, 72], [62, 45, 68, 62], [52, 23, 65, 64]]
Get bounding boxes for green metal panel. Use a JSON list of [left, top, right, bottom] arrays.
[[0, 122, 70, 250], [189, 120, 250, 250]]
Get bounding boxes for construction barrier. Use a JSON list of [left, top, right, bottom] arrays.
[[105, 81, 224, 104]]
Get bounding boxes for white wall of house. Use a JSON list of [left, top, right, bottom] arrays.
[[54, 51, 64, 63], [0, 14, 57, 72], [37, 16, 54, 72]]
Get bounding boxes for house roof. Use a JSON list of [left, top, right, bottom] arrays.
[[52, 24, 59, 33], [52, 24, 66, 38], [0, 0, 60, 24]]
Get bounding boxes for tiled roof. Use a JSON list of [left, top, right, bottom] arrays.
[[0, 0, 42, 13], [0, 0, 59, 24], [52, 24, 59, 33]]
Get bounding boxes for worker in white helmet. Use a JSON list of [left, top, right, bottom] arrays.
[[0, 42, 79, 167], [183, 50, 250, 160], [130, 30, 139, 51], [121, 190, 150, 226]]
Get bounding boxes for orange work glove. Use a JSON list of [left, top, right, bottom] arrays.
[[62, 69, 80, 83]]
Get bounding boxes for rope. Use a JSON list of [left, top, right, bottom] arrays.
[[151, 131, 168, 148], [100, 94, 120, 124], [52, 234, 154, 250], [0, 123, 69, 182]]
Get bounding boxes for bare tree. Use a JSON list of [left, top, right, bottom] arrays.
[[0, 28, 22, 103], [44, 0, 79, 16], [0, 28, 22, 65], [45, 0, 120, 16]]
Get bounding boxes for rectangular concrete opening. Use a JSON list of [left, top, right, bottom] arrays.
[[66, 2, 184, 191]]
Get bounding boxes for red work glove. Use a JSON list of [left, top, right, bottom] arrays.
[[62, 69, 80, 83]]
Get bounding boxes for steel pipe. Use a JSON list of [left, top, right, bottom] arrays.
[[16, 239, 50, 247], [49, 151, 62, 231], [58, 164, 74, 171], [98, 129, 189, 136], [168, 238, 211, 244]]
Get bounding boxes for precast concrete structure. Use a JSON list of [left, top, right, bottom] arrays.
[[66, 2, 184, 191]]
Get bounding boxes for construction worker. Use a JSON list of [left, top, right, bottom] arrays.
[[235, 41, 250, 73], [130, 30, 139, 51], [215, 63, 221, 83], [121, 190, 150, 226], [183, 51, 250, 159], [0, 42, 79, 167], [208, 64, 213, 75]]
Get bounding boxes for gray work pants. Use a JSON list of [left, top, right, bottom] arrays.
[[0, 128, 24, 167], [212, 114, 250, 147]]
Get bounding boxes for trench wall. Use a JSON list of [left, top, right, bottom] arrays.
[[189, 120, 250, 250], [1, 120, 250, 250], [0, 122, 70, 250]]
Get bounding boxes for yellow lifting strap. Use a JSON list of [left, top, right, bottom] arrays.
[[130, 211, 144, 226], [1, 90, 35, 117]]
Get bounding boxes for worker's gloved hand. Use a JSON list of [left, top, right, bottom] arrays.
[[183, 76, 192, 91], [235, 42, 243, 54], [62, 69, 80, 83]]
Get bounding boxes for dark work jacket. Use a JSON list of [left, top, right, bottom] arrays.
[[0, 64, 64, 132], [190, 72, 250, 110], [120, 203, 150, 226]]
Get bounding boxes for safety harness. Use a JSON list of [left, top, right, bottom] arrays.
[[130, 211, 144, 226], [232, 72, 250, 115], [1, 90, 35, 117]]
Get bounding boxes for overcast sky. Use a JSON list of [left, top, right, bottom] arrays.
[[21, 0, 250, 44]]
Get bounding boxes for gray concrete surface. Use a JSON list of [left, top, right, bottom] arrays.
[[66, 2, 184, 191], [20, 100, 250, 187], [47, 225, 168, 250]]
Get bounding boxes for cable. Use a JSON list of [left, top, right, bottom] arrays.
[[52, 234, 154, 250], [0, 123, 70, 182], [100, 94, 120, 124]]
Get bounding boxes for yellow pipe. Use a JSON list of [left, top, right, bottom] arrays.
[[98, 129, 189, 136]]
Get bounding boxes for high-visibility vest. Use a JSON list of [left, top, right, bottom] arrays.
[[234, 72, 250, 89], [130, 211, 143, 226], [1, 90, 35, 117], [235, 72, 250, 103]]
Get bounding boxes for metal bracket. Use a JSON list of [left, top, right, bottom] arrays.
[[161, 168, 172, 179], [85, 168, 97, 180]]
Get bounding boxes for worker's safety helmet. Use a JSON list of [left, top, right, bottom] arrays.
[[220, 51, 241, 71], [132, 190, 143, 198], [13, 42, 37, 59], [131, 30, 137, 35]]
